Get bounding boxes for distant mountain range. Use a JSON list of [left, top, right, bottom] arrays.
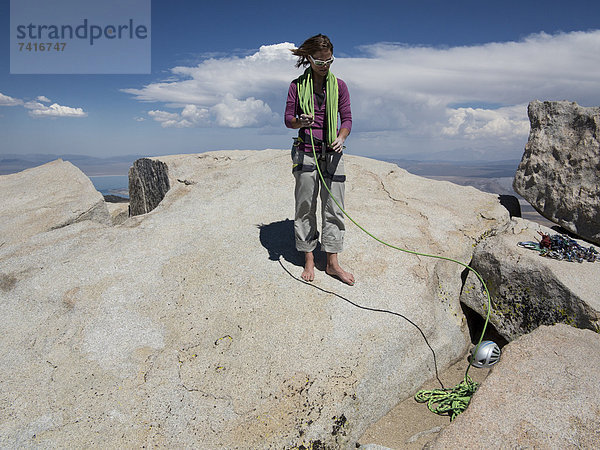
[[0, 153, 145, 176], [2, 152, 522, 179], [377, 157, 522, 179]]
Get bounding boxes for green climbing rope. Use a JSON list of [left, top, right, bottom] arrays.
[[296, 67, 338, 145], [296, 71, 492, 421], [414, 373, 480, 421]]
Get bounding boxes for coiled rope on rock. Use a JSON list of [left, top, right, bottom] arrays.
[[296, 68, 492, 420]]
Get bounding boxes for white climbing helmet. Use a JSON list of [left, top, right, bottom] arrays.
[[469, 340, 501, 368]]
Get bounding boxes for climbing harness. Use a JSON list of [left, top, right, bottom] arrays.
[[291, 137, 346, 182], [518, 231, 598, 263], [295, 68, 498, 421]]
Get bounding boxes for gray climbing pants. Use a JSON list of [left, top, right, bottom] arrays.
[[292, 148, 346, 253]]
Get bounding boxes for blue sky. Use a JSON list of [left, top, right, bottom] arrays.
[[2, 0, 600, 166]]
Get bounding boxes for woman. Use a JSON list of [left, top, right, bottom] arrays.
[[284, 34, 355, 286]]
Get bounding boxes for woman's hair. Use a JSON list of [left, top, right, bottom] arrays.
[[291, 34, 334, 68]]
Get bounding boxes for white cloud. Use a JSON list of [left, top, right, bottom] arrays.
[[0, 93, 23, 106], [148, 105, 209, 128], [146, 95, 275, 128], [1, 92, 87, 119], [351, 31, 600, 103], [124, 42, 296, 129], [148, 109, 182, 127], [123, 31, 600, 159], [25, 102, 87, 118], [442, 104, 529, 140], [181, 104, 209, 125], [122, 42, 296, 107], [212, 94, 277, 128]]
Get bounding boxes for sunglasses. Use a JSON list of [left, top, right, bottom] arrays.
[[309, 55, 335, 67]]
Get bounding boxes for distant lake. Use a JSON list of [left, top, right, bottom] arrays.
[[89, 175, 129, 198]]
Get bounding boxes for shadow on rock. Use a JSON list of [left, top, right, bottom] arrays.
[[498, 195, 521, 218], [258, 219, 304, 267]]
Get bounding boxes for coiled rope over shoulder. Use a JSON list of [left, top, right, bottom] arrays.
[[296, 71, 493, 420], [296, 67, 338, 145]]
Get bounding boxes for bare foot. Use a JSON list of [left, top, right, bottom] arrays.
[[326, 264, 355, 285], [301, 252, 315, 282], [326, 252, 354, 286]]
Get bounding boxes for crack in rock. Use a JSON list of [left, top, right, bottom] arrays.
[[374, 171, 409, 205]]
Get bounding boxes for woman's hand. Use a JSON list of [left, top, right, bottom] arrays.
[[331, 128, 350, 152], [330, 135, 346, 153], [297, 114, 314, 128]]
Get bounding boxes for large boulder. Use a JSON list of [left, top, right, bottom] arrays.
[[514, 100, 600, 244], [0, 150, 510, 448], [128, 157, 170, 216], [461, 218, 600, 342], [0, 159, 110, 245], [428, 324, 600, 449]]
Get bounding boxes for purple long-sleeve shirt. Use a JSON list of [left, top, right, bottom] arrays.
[[285, 76, 352, 150]]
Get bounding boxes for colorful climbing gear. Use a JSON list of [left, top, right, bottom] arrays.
[[518, 231, 598, 263]]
